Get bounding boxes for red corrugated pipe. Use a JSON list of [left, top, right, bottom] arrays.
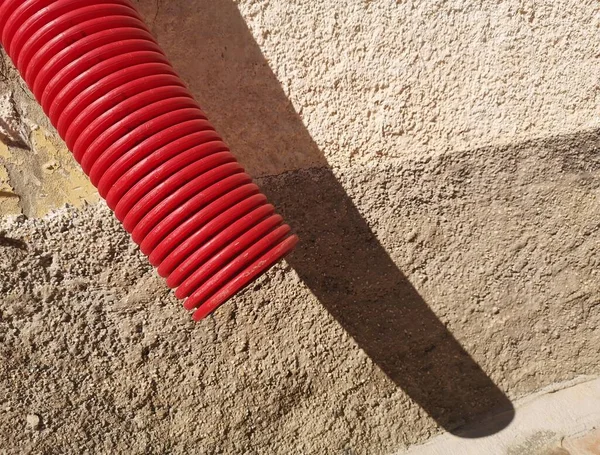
[[0, 0, 298, 321]]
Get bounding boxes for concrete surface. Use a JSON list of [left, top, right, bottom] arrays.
[[560, 428, 600, 455], [0, 0, 599, 453], [403, 377, 600, 455]]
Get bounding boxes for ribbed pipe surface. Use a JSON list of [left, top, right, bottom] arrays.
[[0, 0, 298, 321]]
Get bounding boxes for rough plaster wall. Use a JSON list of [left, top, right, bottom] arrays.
[[1, 0, 599, 211], [0, 0, 599, 453], [137, 0, 600, 172], [1, 137, 599, 454]]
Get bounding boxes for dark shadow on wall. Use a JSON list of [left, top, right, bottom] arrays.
[[135, 0, 515, 435]]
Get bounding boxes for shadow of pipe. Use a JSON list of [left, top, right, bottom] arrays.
[[259, 167, 515, 436], [134, 0, 515, 435]]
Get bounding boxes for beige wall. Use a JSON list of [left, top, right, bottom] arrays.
[[0, 1, 598, 453], [2, 0, 599, 214]]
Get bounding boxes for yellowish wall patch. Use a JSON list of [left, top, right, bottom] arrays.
[[0, 142, 10, 160], [0, 164, 21, 215], [28, 128, 99, 217]]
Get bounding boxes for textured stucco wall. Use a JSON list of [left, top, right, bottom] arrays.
[[141, 0, 600, 172], [0, 1, 599, 454], [2, 0, 599, 214]]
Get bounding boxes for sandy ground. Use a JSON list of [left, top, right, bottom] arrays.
[[1, 0, 600, 454]]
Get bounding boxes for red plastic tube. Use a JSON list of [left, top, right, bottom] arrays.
[[0, 0, 298, 321]]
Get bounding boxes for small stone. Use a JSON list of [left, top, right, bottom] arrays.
[[26, 413, 41, 430], [405, 230, 418, 242], [492, 306, 500, 315]]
